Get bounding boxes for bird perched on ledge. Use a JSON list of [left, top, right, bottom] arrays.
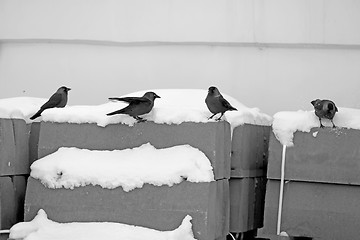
[[205, 86, 237, 121], [107, 91, 161, 122], [30, 86, 71, 120], [311, 99, 338, 128]]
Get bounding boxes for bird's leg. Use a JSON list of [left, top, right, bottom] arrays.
[[331, 119, 336, 128], [208, 113, 217, 120], [319, 118, 324, 128], [216, 113, 224, 121], [134, 116, 146, 123]]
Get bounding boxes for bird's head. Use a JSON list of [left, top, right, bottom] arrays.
[[311, 99, 321, 106], [208, 86, 220, 96], [143, 92, 161, 101], [59, 86, 71, 93]]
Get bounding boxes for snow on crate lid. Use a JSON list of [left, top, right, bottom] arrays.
[[0, 97, 48, 121], [272, 108, 360, 146], [0, 89, 272, 128], [122, 89, 273, 128], [9, 209, 198, 240], [30, 143, 214, 191]]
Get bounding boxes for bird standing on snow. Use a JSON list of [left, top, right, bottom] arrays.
[[311, 99, 338, 128], [107, 91, 161, 122], [30, 86, 71, 120], [205, 86, 237, 121]]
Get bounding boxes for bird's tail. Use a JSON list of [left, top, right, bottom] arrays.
[[106, 109, 125, 116], [108, 97, 123, 101], [30, 109, 43, 120]]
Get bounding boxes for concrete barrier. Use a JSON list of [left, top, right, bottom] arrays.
[[0, 176, 26, 229], [264, 127, 360, 239], [0, 119, 31, 175], [229, 177, 266, 233], [25, 177, 229, 240], [230, 124, 270, 178], [31, 121, 231, 180], [263, 179, 360, 239], [229, 124, 270, 234], [267, 127, 360, 184]]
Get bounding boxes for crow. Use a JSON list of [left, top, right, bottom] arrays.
[[311, 99, 338, 128], [30, 86, 71, 120], [205, 86, 237, 121], [107, 91, 160, 122]]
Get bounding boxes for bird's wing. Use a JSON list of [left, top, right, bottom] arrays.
[[108, 97, 149, 104], [107, 98, 152, 116], [329, 101, 339, 112], [328, 102, 338, 113], [41, 93, 63, 109], [219, 96, 237, 110], [128, 97, 152, 107]]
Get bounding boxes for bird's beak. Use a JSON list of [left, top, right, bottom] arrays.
[[155, 94, 161, 99], [310, 100, 316, 106], [67, 88, 71, 91]]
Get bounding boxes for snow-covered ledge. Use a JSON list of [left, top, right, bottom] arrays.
[[272, 108, 360, 146], [0, 89, 272, 128]]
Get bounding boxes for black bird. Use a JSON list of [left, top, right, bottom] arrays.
[[30, 86, 71, 120], [107, 91, 161, 122], [205, 86, 237, 121], [311, 99, 338, 128]]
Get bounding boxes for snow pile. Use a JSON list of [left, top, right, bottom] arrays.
[[273, 108, 360, 146], [30, 143, 214, 191], [0, 89, 272, 128], [9, 209, 197, 240], [0, 97, 47, 120], [124, 89, 272, 128]]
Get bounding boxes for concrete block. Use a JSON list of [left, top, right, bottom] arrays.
[[29, 122, 40, 165], [0, 119, 31, 176], [263, 179, 360, 239], [25, 177, 229, 240], [0, 176, 28, 229], [13, 121, 31, 174], [31, 121, 231, 179], [231, 124, 270, 178], [0, 234, 9, 240], [0, 176, 16, 229], [229, 177, 266, 233], [268, 128, 360, 185], [13, 176, 27, 222], [217, 179, 230, 238]]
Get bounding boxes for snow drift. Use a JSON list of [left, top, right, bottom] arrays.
[[30, 143, 214, 191], [10, 209, 197, 240]]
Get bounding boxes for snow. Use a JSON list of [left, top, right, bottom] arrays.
[[9, 209, 197, 240], [30, 143, 214, 191], [272, 107, 360, 146], [0, 97, 48, 121], [0, 89, 272, 128]]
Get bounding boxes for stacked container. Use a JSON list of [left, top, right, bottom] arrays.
[[229, 124, 270, 237], [263, 128, 360, 239], [25, 121, 232, 240], [0, 119, 29, 230]]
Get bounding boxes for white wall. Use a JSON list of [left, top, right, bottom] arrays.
[[2, 0, 360, 44], [1, 0, 360, 115]]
